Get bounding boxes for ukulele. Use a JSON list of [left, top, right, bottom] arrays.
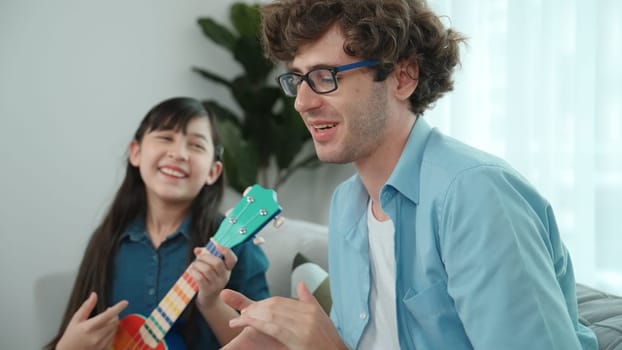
[[111, 184, 282, 350]]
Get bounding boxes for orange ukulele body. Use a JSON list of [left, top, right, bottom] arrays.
[[112, 314, 168, 350]]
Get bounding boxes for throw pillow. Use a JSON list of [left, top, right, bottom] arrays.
[[291, 253, 332, 314]]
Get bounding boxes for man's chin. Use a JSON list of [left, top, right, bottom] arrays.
[[315, 152, 350, 164]]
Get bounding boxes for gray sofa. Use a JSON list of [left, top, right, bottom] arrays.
[[577, 283, 622, 349]]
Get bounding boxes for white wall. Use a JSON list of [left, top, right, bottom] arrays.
[[0, 1, 353, 348]]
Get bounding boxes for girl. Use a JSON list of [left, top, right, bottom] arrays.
[[46, 97, 269, 349]]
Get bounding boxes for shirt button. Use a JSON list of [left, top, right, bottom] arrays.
[[359, 312, 367, 320], [148, 288, 155, 295]]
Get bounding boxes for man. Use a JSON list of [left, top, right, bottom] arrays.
[[221, 0, 599, 349]]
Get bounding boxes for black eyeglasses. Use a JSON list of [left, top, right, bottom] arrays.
[[276, 60, 379, 97]]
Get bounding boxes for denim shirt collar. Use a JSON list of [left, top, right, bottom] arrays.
[[121, 215, 193, 242]]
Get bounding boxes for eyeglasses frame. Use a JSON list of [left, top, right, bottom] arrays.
[[276, 59, 380, 97]]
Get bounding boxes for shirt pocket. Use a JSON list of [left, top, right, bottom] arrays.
[[402, 281, 470, 349]]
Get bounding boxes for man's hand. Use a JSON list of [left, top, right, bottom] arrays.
[[221, 282, 347, 350]]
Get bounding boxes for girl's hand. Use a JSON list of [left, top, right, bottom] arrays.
[[56, 292, 128, 350], [190, 239, 238, 310]]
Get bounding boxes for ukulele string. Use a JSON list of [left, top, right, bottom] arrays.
[[217, 210, 268, 248], [123, 289, 180, 349], [126, 322, 160, 350], [215, 194, 269, 248]]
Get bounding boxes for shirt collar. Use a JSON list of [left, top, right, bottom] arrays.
[[121, 215, 193, 242], [383, 117, 433, 205], [340, 117, 432, 239]]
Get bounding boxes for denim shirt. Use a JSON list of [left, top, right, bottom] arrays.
[[111, 216, 269, 349], [328, 119, 598, 350]]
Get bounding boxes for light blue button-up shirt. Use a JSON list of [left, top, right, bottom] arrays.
[[328, 118, 598, 349]]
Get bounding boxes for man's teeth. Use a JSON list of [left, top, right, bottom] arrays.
[[161, 168, 185, 177], [314, 123, 336, 130]]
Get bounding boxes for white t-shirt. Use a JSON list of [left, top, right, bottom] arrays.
[[357, 201, 400, 349]]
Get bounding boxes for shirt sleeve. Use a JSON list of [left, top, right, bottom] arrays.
[[227, 239, 270, 300], [438, 165, 584, 350]]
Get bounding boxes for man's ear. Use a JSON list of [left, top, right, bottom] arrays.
[[394, 60, 419, 101], [206, 160, 223, 185], [128, 140, 140, 167]]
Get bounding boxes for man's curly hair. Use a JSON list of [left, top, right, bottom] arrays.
[[260, 0, 466, 117]]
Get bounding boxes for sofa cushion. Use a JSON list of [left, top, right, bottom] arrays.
[[260, 217, 329, 297], [291, 253, 332, 313], [576, 283, 622, 349]]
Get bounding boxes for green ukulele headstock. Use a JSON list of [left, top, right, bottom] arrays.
[[213, 184, 282, 248]]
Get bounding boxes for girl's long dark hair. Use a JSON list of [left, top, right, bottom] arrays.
[[45, 97, 224, 349]]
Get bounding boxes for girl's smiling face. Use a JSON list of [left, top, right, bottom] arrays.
[[129, 116, 222, 206]]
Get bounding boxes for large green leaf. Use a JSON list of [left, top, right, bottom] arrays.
[[214, 118, 259, 193], [197, 18, 236, 52], [233, 37, 273, 83], [230, 3, 261, 38], [192, 67, 232, 88], [278, 95, 313, 144], [203, 100, 241, 127], [233, 84, 282, 165], [244, 111, 278, 168], [272, 97, 316, 169], [231, 79, 281, 115]]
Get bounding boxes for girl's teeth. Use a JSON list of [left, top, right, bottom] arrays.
[[161, 168, 184, 177]]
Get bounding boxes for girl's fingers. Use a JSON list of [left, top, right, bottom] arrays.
[[71, 292, 98, 323], [220, 289, 255, 312], [89, 300, 128, 328], [211, 239, 238, 270], [194, 242, 237, 271]]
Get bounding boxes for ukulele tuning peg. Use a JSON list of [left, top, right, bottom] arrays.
[[273, 215, 284, 228], [253, 235, 265, 245]]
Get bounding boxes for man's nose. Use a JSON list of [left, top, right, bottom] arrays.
[[294, 81, 322, 113]]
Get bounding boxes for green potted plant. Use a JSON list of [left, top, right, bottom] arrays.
[[193, 2, 319, 194]]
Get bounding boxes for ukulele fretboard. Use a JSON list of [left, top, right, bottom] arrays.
[[140, 269, 199, 347]]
